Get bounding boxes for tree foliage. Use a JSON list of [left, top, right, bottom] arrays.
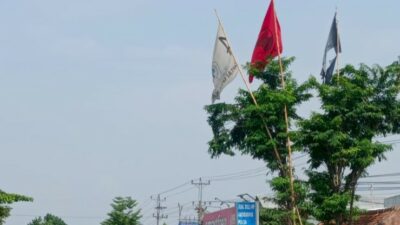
[[260, 206, 314, 225], [101, 196, 142, 225], [205, 57, 400, 225], [297, 60, 400, 224], [259, 207, 289, 225], [205, 57, 311, 172], [0, 189, 33, 225], [205, 57, 312, 224], [27, 214, 67, 225]]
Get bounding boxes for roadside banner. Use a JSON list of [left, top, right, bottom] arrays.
[[235, 202, 258, 225]]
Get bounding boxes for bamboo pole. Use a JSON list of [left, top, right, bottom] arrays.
[[296, 207, 303, 225], [276, 57, 299, 225], [271, 1, 301, 225], [214, 10, 285, 172]]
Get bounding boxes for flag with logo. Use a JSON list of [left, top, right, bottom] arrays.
[[249, 0, 283, 83], [211, 24, 239, 103]]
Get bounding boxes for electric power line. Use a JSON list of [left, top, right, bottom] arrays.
[[357, 186, 400, 191], [210, 172, 266, 182], [165, 187, 196, 199], [203, 167, 266, 180], [359, 181, 400, 185], [362, 172, 400, 178], [158, 181, 191, 195]]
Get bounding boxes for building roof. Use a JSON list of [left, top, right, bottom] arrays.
[[353, 207, 400, 225], [317, 207, 400, 225]]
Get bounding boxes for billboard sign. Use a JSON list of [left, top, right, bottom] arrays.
[[235, 202, 258, 225], [203, 207, 236, 225]]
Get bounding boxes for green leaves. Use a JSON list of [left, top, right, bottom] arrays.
[[298, 60, 400, 224], [0, 191, 33, 204], [205, 57, 311, 172], [313, 193, 351, 223], [205, 57, 312, 224], [27, 214, 67, 225], [205, 57, 400, 225], [0, 190, 33, 225], [259, 208, 291, 225], [101, 197, 142, 225]]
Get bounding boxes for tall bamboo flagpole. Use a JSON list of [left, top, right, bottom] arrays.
[[214, 10, 285, 172], [271, 1, 302, 225]]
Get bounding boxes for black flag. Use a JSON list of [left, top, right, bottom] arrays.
[[321, 13, 341, 84]]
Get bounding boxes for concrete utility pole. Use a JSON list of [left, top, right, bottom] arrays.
[[178, 203, 184, 224], [191, 178, 210, 224], [152, 194, 168, 225]]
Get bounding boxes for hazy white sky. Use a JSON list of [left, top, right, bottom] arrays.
[[0, 1, 399, 225]]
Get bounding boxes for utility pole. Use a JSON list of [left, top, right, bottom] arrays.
[[152, 194, 168, 225], [178, 203, 184, 224], [191, 178, 210, 224]]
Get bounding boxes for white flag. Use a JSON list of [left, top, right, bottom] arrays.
[[211, 24, 239, 103]]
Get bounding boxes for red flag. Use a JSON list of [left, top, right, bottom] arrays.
[[249, 0, 283, 83]]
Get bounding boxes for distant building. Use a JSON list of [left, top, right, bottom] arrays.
[[353, 207, 400, 225], [317, 207, 400, 225], [384, 195, 400, 208]]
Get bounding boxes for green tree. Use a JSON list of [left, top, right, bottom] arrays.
[[205, 57, 312, 225], [27, 214, 67, 225], [297, 60, 400, 224], [259, 208, 287, 225], [0, 189, 33, 225], [259, 206, 313, 225], [102, 196, 142, 225]]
